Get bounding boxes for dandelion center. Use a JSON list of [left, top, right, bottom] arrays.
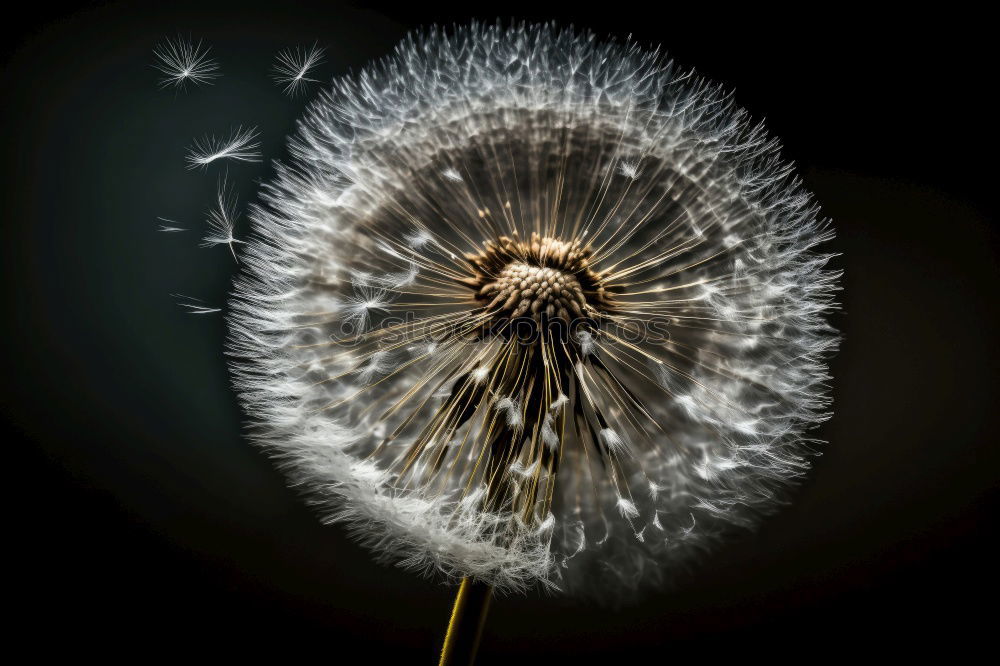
[[463, 232, 611, 343], [484, 262, 587, 323]]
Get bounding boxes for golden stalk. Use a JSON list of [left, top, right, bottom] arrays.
[[438, 578, 494, 666]]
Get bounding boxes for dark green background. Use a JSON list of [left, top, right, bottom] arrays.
[[3, 2, 997, 661]]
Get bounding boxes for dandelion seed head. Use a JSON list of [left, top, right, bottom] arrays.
[[227, 23, 839, 598]]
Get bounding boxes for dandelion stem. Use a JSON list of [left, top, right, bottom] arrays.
[[438, 577, 494, 666]]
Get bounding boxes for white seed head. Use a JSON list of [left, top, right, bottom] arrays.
[[227, 23, 839, 598]]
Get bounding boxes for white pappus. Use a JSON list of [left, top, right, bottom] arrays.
[[186, 126, 262, 170], [226, 23, 840, 598], [200, 174, 244, 261], [152, 35, 220, 89], [272, 43, 325, 96]]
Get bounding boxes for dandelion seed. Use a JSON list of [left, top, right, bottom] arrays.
[[618, 160, 641, 180], [404, 228, 435, 249], [156, 217, 186, 232], [616, 496, 640, 520], [186, 126, 262, 169], [152, 35, 219, 89], [378, 264, 419, 288], [681, 513, 698, 537], [576, 329, 596, 356], [343, 282, 391, 331], [173, 293, 220, 314], [357, 350, 393, 383], [272, 42, 325, 96], [536, 513, 556, 533], [200, 174, 244, 262], [510, 458, 540, 479], [442, 167, 464, 182], [470, 366, 491, 383], [541, 413, 560, 451], [495, 396, 523, 430], [599, 428, 629, 457]]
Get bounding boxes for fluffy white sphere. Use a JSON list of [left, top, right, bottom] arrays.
[[228, 23, 839, 597]]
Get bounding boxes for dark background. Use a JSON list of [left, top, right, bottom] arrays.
[[2, 2, 996, 661]]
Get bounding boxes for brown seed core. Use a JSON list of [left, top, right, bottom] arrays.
[[459, 232, 611, 336], [479, 262, 588, 324]]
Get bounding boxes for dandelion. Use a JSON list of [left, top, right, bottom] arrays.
[[200, 174, 243, 261], [225, 22, 838, 660], [271, 43, 325, 96], [152, 35, 219, 89], [185, 126, 262, 169]]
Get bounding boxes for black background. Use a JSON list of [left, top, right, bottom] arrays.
[[3, 2, 996, 661]]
